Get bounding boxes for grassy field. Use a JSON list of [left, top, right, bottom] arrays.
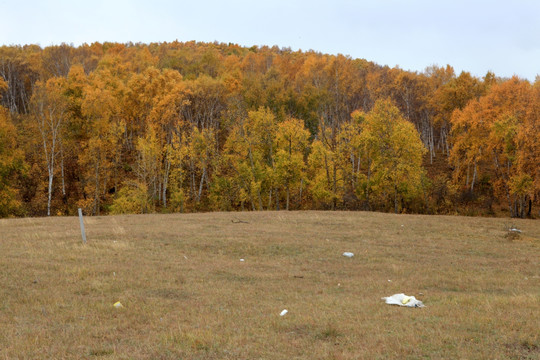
[[0, 211, 539, 359]]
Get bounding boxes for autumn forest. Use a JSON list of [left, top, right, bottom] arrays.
[[0, 42, 538, 218]]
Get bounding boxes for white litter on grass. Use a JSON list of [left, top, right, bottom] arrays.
[[509, 227, 522, 233], [113, 301, 124, 309], [280, 309, 288, 316], [240, 259, 245, 262], [382, 293, 425, 308], [342, 252, 354, 258]]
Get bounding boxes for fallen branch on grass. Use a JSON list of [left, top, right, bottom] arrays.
[[232, 219, 249, 224]]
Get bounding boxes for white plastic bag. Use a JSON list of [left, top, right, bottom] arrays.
[[382, 293, 424, 308]]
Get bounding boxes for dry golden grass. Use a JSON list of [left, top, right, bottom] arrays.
[[0, 211, 539, 359]]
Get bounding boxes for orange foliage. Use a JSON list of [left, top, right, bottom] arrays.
[[0, 42, 536, 217]]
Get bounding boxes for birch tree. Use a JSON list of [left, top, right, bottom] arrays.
[[31, 78, 68, 216]]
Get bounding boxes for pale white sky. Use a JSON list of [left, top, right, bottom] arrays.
[[1, 0, 538, 80]]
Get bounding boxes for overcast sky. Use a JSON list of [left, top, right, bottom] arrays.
[[1, 0, 538, 80]]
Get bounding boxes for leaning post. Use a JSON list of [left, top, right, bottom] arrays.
[[78, 208, 87, 244]]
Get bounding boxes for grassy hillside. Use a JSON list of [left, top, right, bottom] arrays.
[[0, 211, 539, 359]]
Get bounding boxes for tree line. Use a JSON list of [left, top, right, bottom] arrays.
[[0, 41, 538, 218]]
